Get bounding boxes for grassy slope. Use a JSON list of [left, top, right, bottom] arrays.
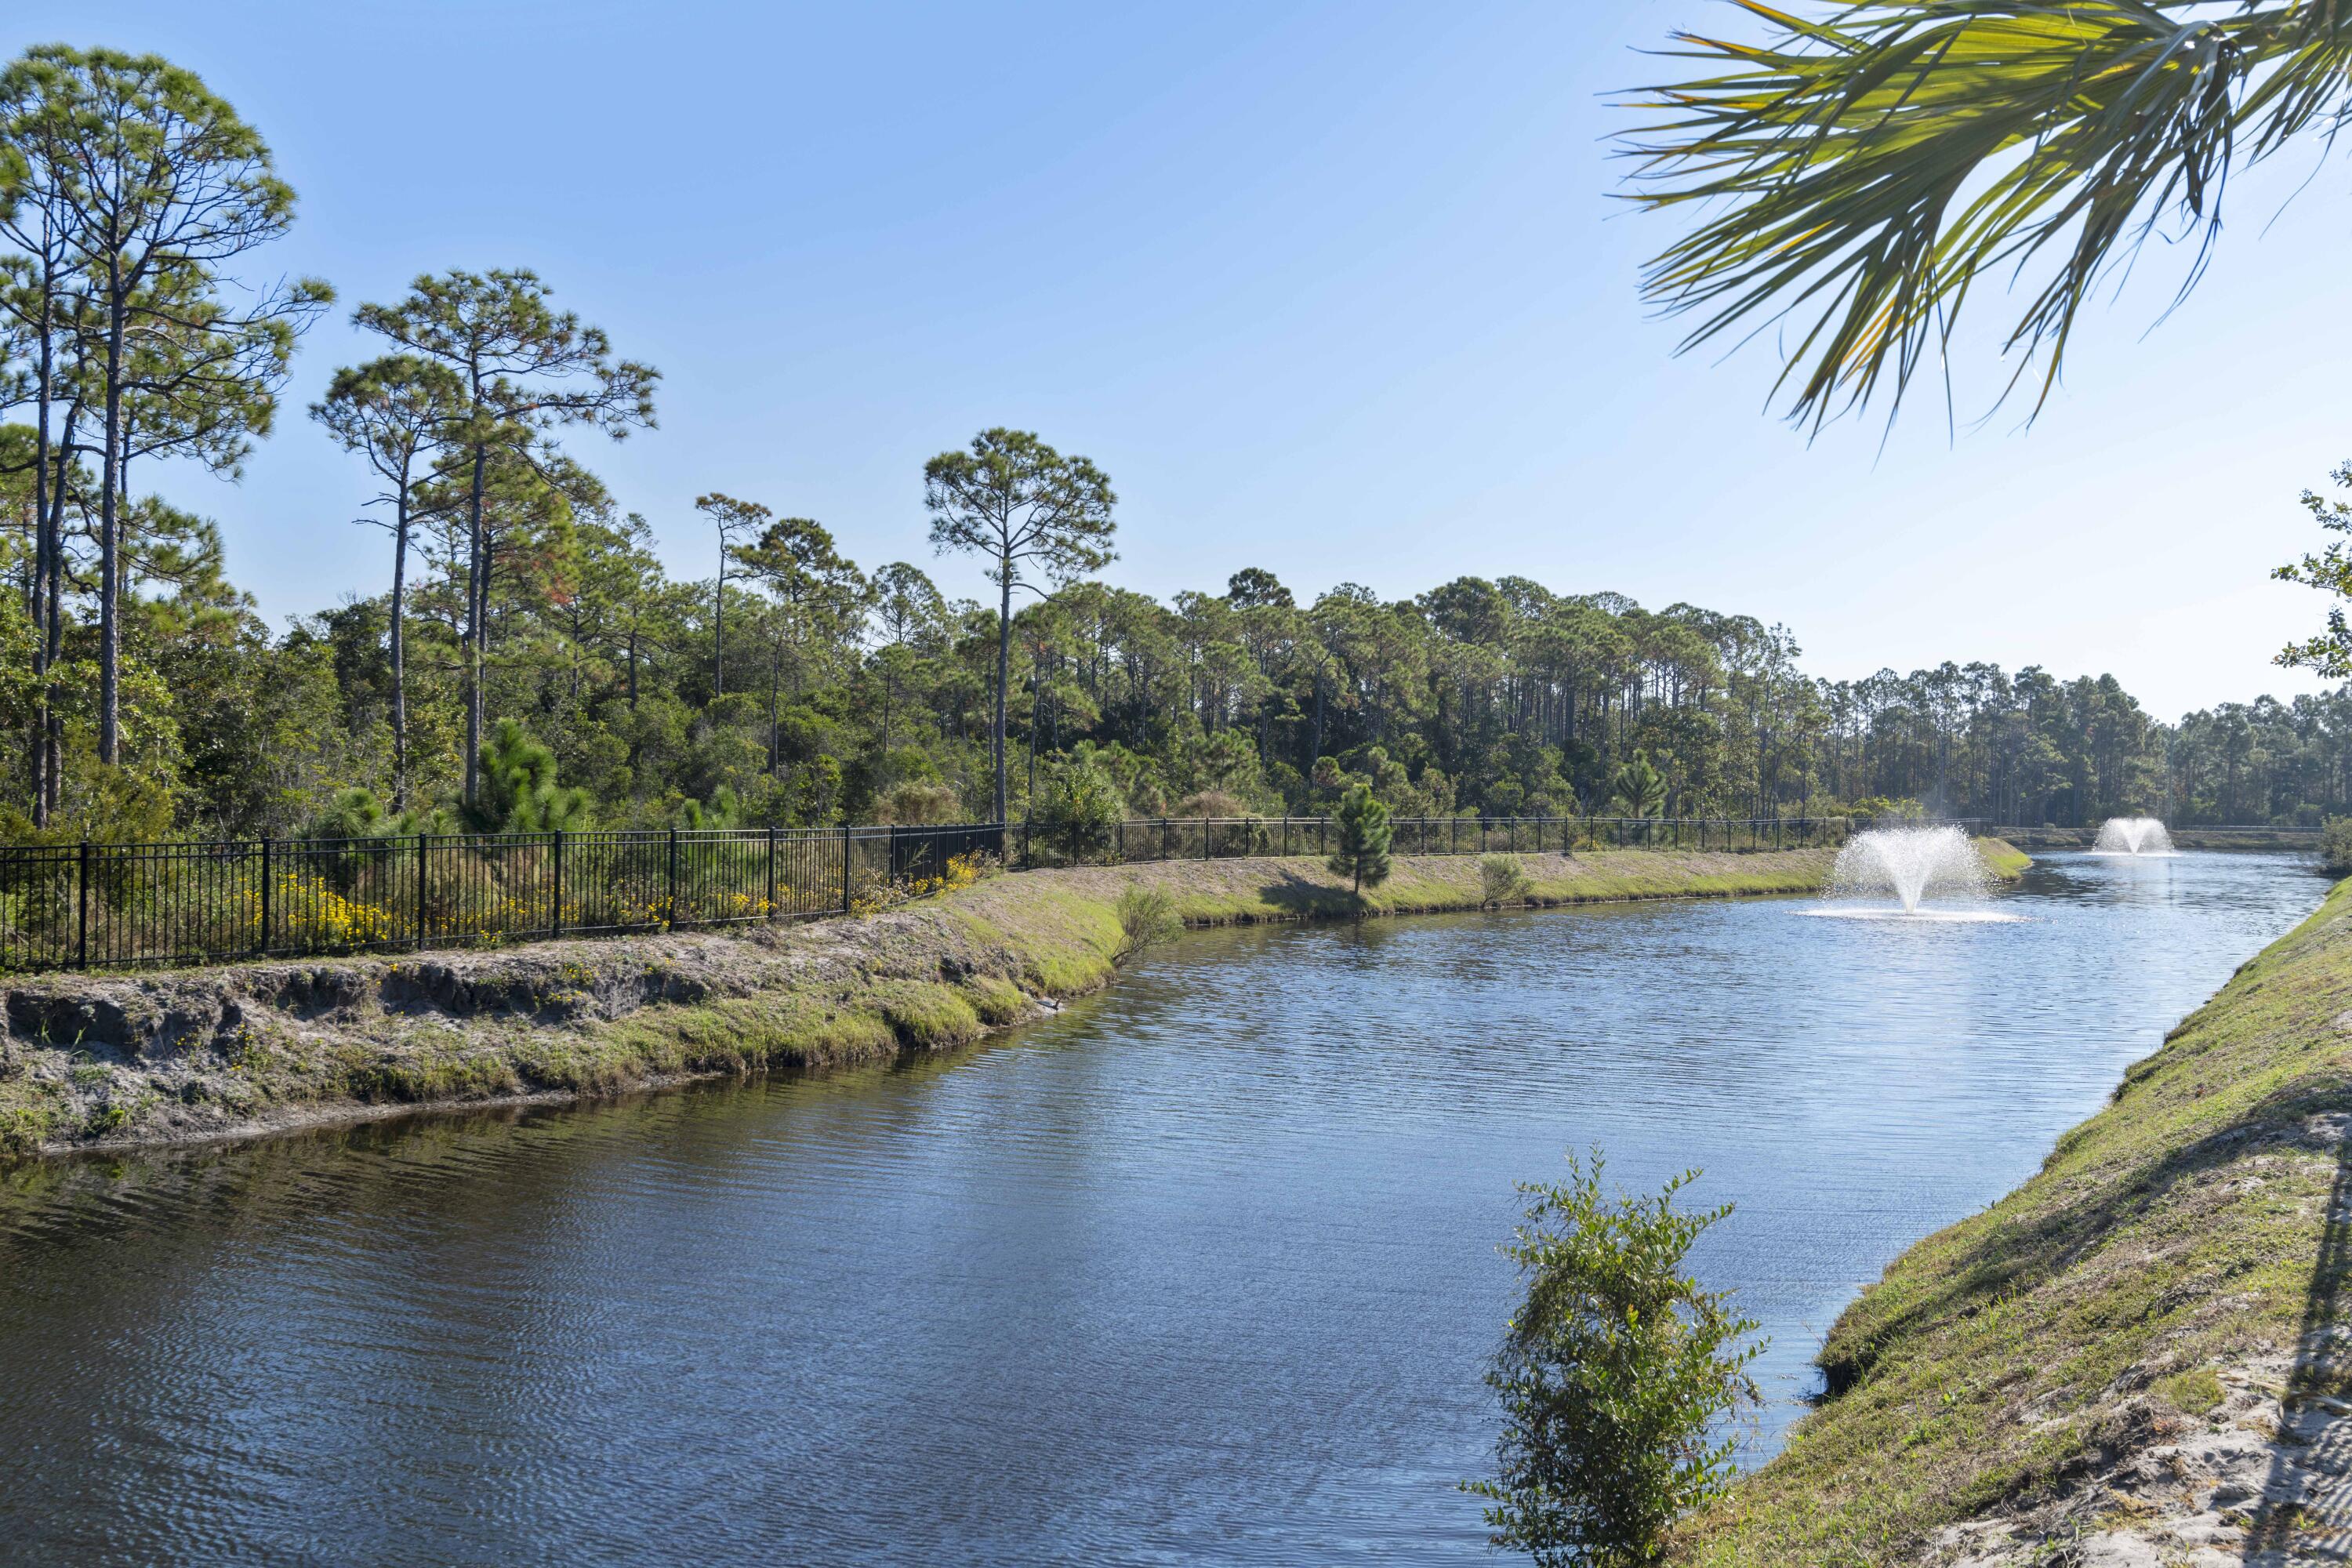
[[1024, 845, 1844, 924], [0, 848, 1846, 1160], [1688, 875, 2352, 1565], [1975, 838, 2033, 880]]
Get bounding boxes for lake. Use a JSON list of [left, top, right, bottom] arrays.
[[0, 851, 2325, 1566]]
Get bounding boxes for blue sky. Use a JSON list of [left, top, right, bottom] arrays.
[[15, 1, 2350, 718]]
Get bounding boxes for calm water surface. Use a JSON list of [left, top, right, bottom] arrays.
[[0, 851, 2326, 1566]]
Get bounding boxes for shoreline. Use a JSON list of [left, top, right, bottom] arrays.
[[1689, 869, 2352, 1564], [0, 844, 1922, 1164]]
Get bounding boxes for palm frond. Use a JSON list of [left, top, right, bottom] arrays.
[[1624, 1, 2352, 431]]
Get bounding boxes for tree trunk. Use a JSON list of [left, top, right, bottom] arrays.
[[993, 564, 1012, 824], [1028, 674, 1041, 805], [40, 405, 75, 822], [463, 441, 486, 805], [390, 488, 409, 811], [27, 273, 52, 826], [96, 274, 124, 768]]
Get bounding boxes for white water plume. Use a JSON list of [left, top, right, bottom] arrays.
[[1828, 826, 1991, 916], [2092, 817, 2175, 856]]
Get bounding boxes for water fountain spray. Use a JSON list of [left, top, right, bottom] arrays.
[[2092, 818, 2175, 856], [1828, 825, 1991, 915]]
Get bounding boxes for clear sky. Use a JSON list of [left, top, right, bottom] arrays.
[[13, 1, 2347, 720]]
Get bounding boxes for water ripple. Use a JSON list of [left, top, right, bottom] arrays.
[[0, 851, 2324, 1566]]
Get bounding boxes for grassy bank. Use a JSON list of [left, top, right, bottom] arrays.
[[0, 846, 1870, 1163], [2000, 825, 2319, 853], [1687, 873, 2352, 1565], [1029, 844, 1848, 924], [1975, 838, 2033, 880]]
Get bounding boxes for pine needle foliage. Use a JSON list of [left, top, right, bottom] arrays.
[[1606, 752, 1668, 820], [466, 718, 591, 834], [1326, 782, 1394, 896], [1625, 2, 2352, 431]]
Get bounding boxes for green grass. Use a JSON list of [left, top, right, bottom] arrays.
[[1974, 837, 2032, 880], [1021, 848, 1849, 928], [1682, 875, 2352, 1564], [2153, 1366, 2224, 1414]]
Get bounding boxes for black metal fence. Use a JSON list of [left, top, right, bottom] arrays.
[[0, 813, 1853, 975], [1010, 815, 1855, 869], [0, 823, 1006, 974]]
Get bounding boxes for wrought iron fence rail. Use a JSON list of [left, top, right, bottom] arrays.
[[0, 823, 1008, 975], [1011, 815, 1859, 868], [0, 814, 1853, 975]]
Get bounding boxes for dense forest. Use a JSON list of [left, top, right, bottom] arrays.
[[0, 43, 2344, 846]]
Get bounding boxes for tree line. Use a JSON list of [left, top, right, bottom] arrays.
[[0, 42, 2341, 846]]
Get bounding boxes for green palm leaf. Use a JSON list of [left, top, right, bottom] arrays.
[[1626, 2, 2352, 430]]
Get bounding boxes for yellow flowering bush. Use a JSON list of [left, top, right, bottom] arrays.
[[263, 871, 396, 949]]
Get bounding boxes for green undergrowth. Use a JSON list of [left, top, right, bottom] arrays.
[[1684, 873, 2352, 1565]]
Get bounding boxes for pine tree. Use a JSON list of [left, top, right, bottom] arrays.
[[923, 428, 1116, 826], [354, 269, 656, 806], [1327, 782, 1393, 897], [1607, 751, 1668, 820], [310, 355, 462, 809], [466, 718, 591, 833]]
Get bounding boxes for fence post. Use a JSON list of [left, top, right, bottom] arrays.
[[1162, 817, 1171, 861], [416, 834, 428, 947], [887, 824, 898, 889], [1202, 817, 1210, 861], [768, 824, 779, 917], [842, 823, 854, 912], [666, 827, 680, 927], [551, 829, 564, 940], [76, 839, 89, 971]]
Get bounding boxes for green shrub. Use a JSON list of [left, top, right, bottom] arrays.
[[2322, 816, 2352, 877], [1467, 1150, 1762, 1568], [873, 780, 964, 826], [1035, 761, 1127, 862], [1113, 882, 1181, 962], [1480, 853, 1534, 906]]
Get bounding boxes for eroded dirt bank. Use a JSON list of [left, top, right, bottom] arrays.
[[0, 847, 1847, 1161]]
